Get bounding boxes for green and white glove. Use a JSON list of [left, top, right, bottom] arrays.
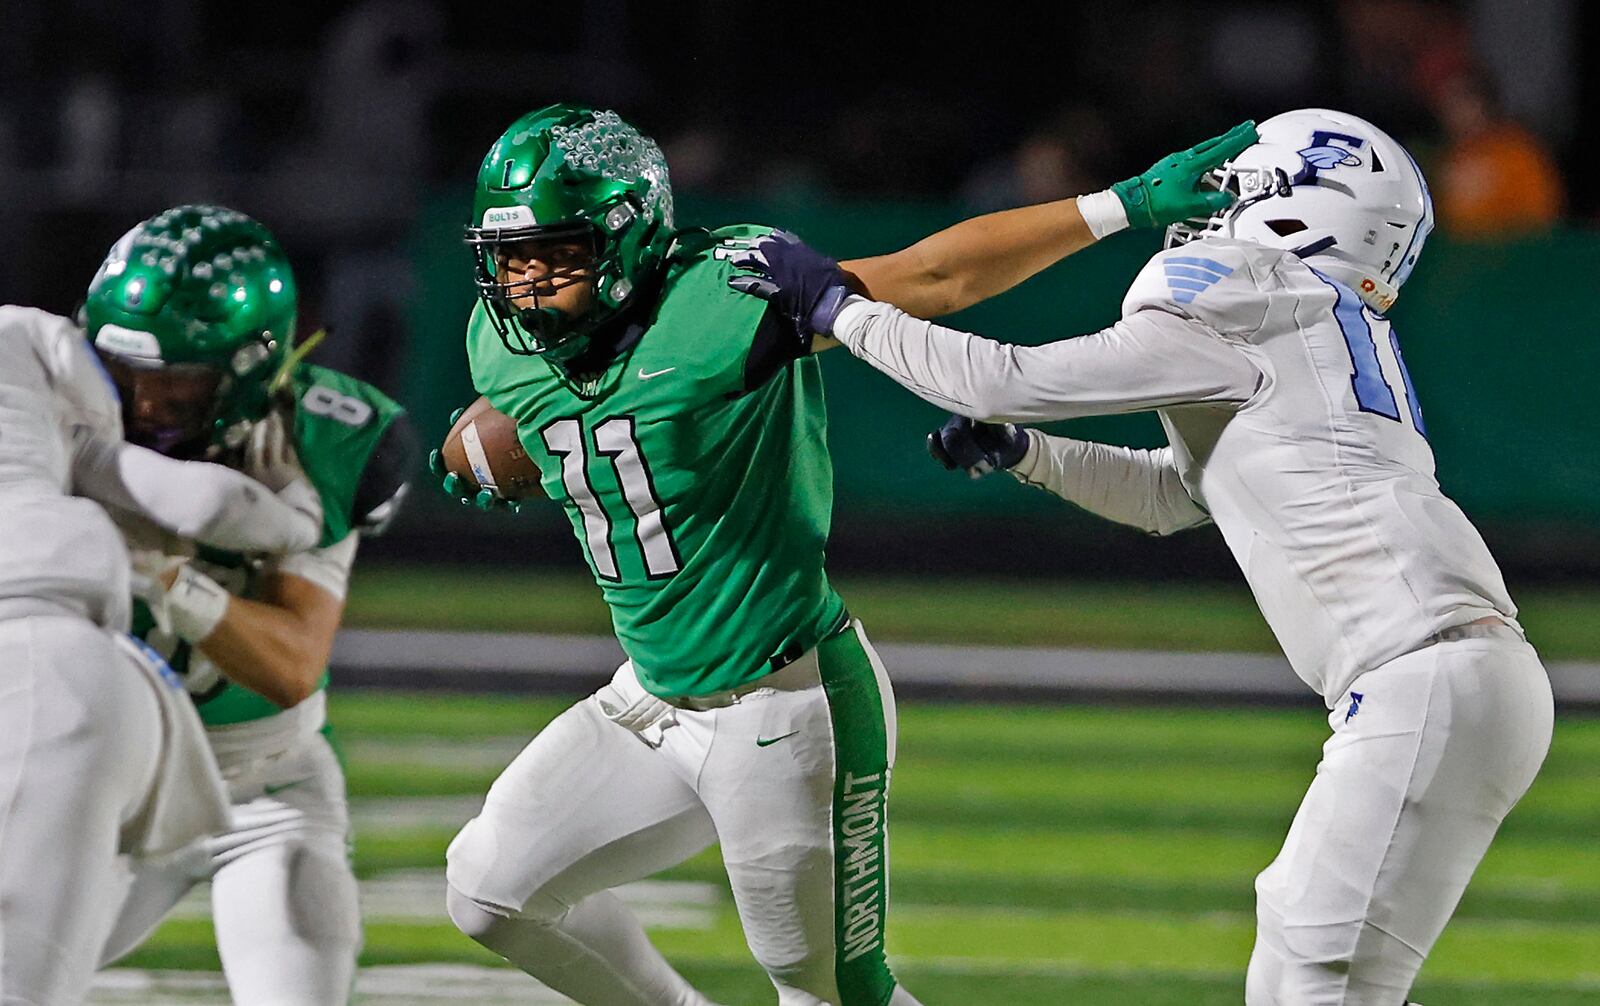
[[428, 405, 523, 514], [1078, 121, 1259, 238]]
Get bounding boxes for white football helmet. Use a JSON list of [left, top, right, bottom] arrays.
[[1166, 108, 1433, 313]]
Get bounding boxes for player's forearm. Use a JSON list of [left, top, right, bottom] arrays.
[[74, 438, 321, 553], [841, 198, 1094, 319], [1011, 432, 1210, 535], [828, 297, 1104, 423], [196, 595, 334, 709], [829, 298, 1260, 423]]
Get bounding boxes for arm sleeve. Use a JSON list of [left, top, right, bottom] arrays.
[[1009, 431, 1211, 536], [266, 531, 360, 602], [350, 413, 417, 536], [831, 296, 1261, 423], [71, 437, 321, 553], [739, 307, 805, 392]]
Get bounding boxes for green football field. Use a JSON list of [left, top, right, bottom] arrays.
[[342, 566, 1600, 660], [113, 691, 1600, 1004]]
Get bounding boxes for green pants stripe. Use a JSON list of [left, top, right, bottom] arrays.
[[820, 622, 899, 1006]]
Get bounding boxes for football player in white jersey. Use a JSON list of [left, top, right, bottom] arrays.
[[730, 108, 1553, 1005], [0, 305, 324, 1005]]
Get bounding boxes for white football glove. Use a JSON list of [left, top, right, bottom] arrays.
[[244, 411, 324, 533], [244, 411, 304, 492]]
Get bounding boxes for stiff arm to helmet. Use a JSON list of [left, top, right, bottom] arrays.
[[1166, 108, 1433, 313], [727, 122, 1258, 329]]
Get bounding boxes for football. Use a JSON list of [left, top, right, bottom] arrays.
[[438, 396, 543, 501]]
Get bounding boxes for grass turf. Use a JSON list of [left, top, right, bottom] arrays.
[[116, 692, 1600, 1004], [344, 567, 1600, 660]]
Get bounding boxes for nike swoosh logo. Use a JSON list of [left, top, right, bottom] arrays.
[[638, 366, 677, 380], [263, 778, 311, 796], [755, 730, 800, 748]]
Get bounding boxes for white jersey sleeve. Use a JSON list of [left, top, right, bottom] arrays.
[[1010, 432, 1211, 536], [71, 438, 321, 555], [831, 296, 1260, 423]]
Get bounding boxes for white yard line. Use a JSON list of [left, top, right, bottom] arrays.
[[91, 964, 575, 1004], [331, 629, 1600, 704], [348, 794, 486, 831], [158, 871, 719, 929], [341, 736, 529, 773]]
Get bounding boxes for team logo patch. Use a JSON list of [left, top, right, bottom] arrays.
[[1297, 129, 1367, 182], [1345, 691, 1365, 723], [1163, 256, 1234, 305], [1298, 144, 1363, 170], [480, 205, 536, 229]]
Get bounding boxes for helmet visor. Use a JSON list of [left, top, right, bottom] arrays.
[[101, 356, 224, 458]]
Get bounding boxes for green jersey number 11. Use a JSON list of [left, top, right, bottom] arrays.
[[541, 415, 682, 582]]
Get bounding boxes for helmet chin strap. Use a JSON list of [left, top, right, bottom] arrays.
[[1306, 253, 1401, 314]]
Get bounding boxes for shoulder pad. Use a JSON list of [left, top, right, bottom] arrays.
[[1121, 239, 1284, 339], [0, 307, 122, 439], [671, 223, 775, 276], [288, 363, 408, 545], [649, 224, 777, 392]]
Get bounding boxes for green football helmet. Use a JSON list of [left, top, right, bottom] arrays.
[[83, 205, 297, 459], [465, 104, 675, 362]]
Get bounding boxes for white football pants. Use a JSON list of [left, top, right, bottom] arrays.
[[100, 728, 361, 1006], [447, 620, 924, 1006], [1246, 633, 1553, 1005], [0, 616, 164, 1006]]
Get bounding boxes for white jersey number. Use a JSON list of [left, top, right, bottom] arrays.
[[1326, 277, 1428, 439], [541, 416, 681, 582], [302, 385, 374, 427]]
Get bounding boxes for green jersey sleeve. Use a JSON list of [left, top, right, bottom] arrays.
[[289, 363, 413, 546]]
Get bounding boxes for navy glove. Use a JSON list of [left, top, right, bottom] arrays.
[[927, 415, 1030, 478], [726, 230, 852, 344]]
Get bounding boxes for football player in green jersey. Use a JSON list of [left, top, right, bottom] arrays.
[[85, 206, 416, 1006], [440, 106, 1248, 1006]]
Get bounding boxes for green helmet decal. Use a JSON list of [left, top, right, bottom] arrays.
[[83, 205, 297, 458], [465, 104, 675, 362]]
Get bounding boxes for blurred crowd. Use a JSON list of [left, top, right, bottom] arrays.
[[0, 0, 1584, 391]]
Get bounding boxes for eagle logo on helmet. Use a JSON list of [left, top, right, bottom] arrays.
[[1296, 130, 1367, 181], [1299, 143, 1363, 170]]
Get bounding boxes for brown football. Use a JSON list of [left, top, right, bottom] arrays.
[[439, 396, 544, 501]]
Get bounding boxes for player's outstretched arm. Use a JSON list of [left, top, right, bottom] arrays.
[[839, 121, 1256, 319], [925, 416, 1208, 535], [71, 435, 322, 554], [1007, 431, 1211, 535], [729, 234, 1259, 422]]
